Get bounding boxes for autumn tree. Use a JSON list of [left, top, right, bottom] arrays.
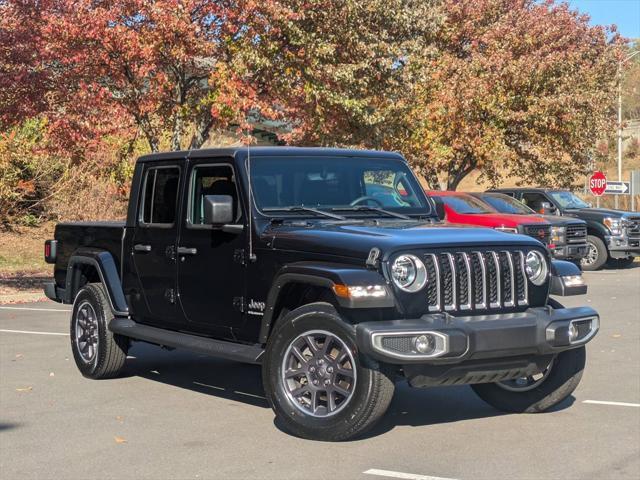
[[395, 0, 623, 190], [1, 0, 290, 153], [244, 0, 442, 147]]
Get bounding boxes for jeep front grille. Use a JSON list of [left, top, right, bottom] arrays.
[[423, 251, 528, 313], [566, 223, 587, 244], [523, 225, 551, 244]]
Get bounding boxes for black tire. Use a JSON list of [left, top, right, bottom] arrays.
[[262, 302, 395, 441], [70, 283, 128, 379], [471, 346, 586, 413], [606, 257, 635, 269], [581, 235, 608, 271]]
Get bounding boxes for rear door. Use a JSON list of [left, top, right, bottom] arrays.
[[129, 163, 184, 329]]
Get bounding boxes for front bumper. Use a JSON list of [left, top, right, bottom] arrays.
[[355, 306, 598, 387], [607, 233, 640, 258], [550, 243, 588, 260]]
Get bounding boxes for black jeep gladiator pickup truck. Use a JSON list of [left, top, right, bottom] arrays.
[[488, 187, 640, 271], [44, 147, 599, 441]]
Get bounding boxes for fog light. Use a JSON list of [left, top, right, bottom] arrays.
[[414, 334, 436, 354]]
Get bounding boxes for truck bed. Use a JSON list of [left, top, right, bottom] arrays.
[[53, 221, 126, 289]]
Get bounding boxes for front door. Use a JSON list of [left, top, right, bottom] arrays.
[[130, 163, 184, 329], [176, 160, 246, 339]]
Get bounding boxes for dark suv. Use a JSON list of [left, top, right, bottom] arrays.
[[489, 188, 640, 271], [44, 148, 599, 441], [470, 192, 588, 264]]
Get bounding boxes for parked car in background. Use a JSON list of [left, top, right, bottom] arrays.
[[471, 192, 588, 265], [487, 188, 639, 271], [425, 191, 552, 246]]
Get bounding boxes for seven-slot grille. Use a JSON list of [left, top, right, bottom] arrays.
[[626, 217, 640, 239], [566, 223, 587, 243], [423, 251, 529, 313], [523, 224, 551, 244]]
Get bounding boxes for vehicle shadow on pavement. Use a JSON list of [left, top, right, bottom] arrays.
[[124, 342, 269, 408], [122, 343, 576, 440], [360, 382, 576, 439]]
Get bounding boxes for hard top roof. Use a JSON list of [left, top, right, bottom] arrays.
[[137, 146, 405, 163]]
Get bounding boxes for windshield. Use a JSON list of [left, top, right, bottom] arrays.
[[436, 194, 493, 214], [250, 156, 432, 217], [480, 194, 535, 215], [548, 191, 590, 209]]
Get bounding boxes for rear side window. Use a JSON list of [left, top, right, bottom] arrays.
[[140, 167, 180, 225]]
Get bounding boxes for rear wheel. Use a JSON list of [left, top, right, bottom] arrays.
[[70, 283, 128, 379], [581, 235, 607, 271], [262, 302, 395, 441]]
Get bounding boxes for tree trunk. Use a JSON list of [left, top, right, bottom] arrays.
[[447, 157, 477, 191], [189, 114, 214, 149], [171, 115, 183, 151]]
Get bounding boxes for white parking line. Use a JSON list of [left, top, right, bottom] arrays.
[[0, 329, 69, 336], [583, 400, 640, 408], [364, 469, 458, 480], [0, 306, 71, 312]]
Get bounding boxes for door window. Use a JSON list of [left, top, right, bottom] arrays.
[[521, 192, 549, 212], [188, 164, 241, 226], [140, 167, 180, 226]]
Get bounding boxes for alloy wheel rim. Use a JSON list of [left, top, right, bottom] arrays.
[[281, 330, 357, 418], [581, 242, 598, 266], [75, 301, 99, 363], [496, 359, 555, 392]]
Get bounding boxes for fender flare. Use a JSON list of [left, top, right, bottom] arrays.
[[258, 262, 393, 343], [65, 248, 129, 316], [584, 219, 609, 238]]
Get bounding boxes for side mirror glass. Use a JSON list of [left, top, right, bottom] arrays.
[[203, 195, 234, 225], [432, 197, 446, 221], [539, 202, 556, 215]]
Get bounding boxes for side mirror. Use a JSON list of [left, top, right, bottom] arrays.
[[432, 197, 446, 221], [203, 195, 234, 226], [539, 202, 556, 215]]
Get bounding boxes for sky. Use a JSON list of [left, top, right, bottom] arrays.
[[568, 0, 640, 39]]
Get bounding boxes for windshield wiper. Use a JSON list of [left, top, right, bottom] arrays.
[[263, 206, 347, 220], [331, 206, 411, 220]]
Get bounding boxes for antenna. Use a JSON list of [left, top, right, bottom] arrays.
[[245, 126, 257, 263]]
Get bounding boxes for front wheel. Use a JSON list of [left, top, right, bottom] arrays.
[[471, 346, 586, 413], [581, 235, 608, 271], [262, 303, 395, 441]]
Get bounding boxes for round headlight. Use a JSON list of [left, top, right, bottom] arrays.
[[391, 254, 427, 292], [525, 250, 548, 286]]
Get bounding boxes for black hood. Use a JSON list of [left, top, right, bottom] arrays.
[[541, 214, 586, 226], [565, 208, 639, 221], [263, 220, 543, 259]]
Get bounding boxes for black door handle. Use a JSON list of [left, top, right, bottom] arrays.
[[177, 246, 198, 255], [134, 244, 152, 252]]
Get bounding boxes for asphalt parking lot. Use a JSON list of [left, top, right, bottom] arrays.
[[1, 266, 639, 480]]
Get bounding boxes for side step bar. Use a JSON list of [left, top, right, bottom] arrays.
[[109, 318, 264, 365]]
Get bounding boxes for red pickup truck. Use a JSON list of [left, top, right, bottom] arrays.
[[426, 191, 552, 245]]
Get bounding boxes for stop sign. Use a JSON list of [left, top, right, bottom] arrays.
[[589, 171, 607, 196]]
